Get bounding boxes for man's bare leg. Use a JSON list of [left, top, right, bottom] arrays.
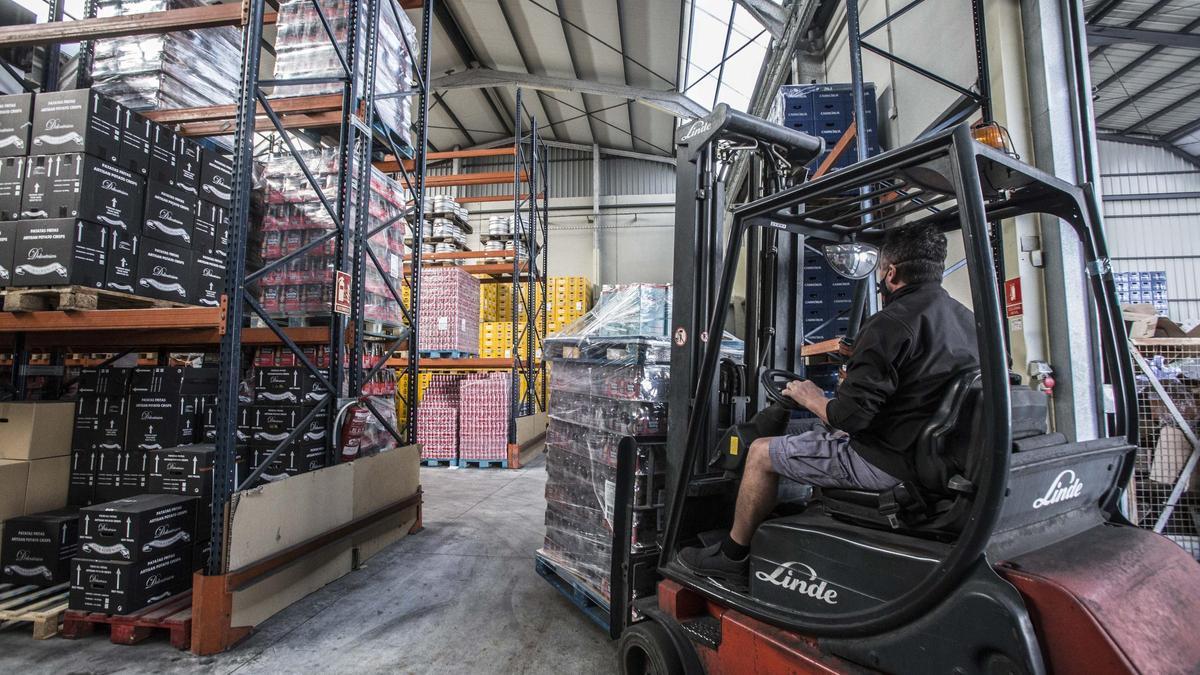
[[729, 437, 779, 547]]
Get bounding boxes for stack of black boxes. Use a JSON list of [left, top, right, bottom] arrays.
[[0, 88, 230, 304], [71, 494, 195, 614], [62, 365, 233, 613], [0, 509, 78, 588], [240, 360, 332, 485]]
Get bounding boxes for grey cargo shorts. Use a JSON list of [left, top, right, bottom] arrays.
[[767, 423, 900, 491]]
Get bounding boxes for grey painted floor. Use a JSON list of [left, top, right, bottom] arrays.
[[0, 455, 617, 674]]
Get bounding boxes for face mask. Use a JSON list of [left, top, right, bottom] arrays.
[[879, 265, 896, 304]]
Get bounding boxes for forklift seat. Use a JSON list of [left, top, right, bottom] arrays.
[[819, 369, 1050, 536]]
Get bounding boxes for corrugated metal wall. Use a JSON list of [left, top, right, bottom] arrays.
[[1099, 140, 1200, 327], [425, 147, 673, 200]]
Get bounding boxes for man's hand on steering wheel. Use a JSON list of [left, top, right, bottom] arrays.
[[783, 379, 827, 411]]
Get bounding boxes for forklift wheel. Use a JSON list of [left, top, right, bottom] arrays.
[[618, 621, 685, 675]]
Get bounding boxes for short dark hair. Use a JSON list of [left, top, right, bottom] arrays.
[[881, 225, 948, 285]]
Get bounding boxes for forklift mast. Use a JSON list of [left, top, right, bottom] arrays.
[[667, 105, 824, 500]]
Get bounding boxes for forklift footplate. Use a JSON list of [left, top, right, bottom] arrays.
[[680, 616, 722, 649]]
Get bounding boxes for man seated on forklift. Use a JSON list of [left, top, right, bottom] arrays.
[[678, 224, 980, 586]]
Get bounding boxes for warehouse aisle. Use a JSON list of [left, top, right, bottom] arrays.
[[0, 455, 617, 674]]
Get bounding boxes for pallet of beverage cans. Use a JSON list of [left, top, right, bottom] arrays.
[[416, 373, 461, 462], [458, 372, 511, 463], [538, 284, 671, 606], [417, 267, 480, 355]]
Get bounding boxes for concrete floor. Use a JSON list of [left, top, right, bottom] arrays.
[[0, 455, 617, 674]]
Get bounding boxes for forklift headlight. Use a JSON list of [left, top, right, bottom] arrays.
[[823, 243, 879, 280]]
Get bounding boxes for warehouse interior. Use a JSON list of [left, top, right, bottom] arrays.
[[0, 0, 1198, 674]]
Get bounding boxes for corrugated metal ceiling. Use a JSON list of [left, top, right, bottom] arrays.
[[423, 0, 689, 156], [1086, 0, 1200, 164]]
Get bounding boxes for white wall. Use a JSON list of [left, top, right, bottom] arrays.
[[458, 195, 676, 287], [1099, 140, 1200, 328]]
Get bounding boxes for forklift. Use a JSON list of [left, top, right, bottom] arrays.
[[615, 105, 1200, 673]]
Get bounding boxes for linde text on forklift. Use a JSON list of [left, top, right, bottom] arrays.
[[753, 562, 838, 604]]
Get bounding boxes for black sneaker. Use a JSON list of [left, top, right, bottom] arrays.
[[676, 542, 749, 588]]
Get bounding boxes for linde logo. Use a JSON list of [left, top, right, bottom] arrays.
[[680, 119, 712, 142], [755, 561, 838, 604], [44, 118, 67, 130], [26, 248, 55, 260], [14, 550, 38, 562], [1032, 469, 1084, 509]]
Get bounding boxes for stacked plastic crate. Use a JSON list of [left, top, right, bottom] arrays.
[[538, 285, 671, 604], [802, 247, 854, 342], [1114, 271, 1169, 317], [779, 83, 880, 170]]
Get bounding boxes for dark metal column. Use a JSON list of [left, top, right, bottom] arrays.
[[209, 0, 267, 576]]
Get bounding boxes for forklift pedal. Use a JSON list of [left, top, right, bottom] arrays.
[[680, 616, 722, 649]]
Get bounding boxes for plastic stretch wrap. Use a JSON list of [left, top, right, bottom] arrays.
[[272, 0, 417, 150], [538, 284, 672, 604], [92, 0, 241, 110], [257, 148, 408, 325]]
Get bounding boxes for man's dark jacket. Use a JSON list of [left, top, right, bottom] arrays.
[[825, 282, 980, 482]]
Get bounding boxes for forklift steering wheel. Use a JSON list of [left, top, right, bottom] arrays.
[[761, 368, 806, 410]]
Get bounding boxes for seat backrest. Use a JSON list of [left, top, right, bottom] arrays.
[[913, 370, 982, 494]]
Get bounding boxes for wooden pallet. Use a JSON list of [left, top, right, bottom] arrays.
[[534, 554, 610, 633], [61, 590, 192, 650], [420, 458, 455, 467], [418, 350, 477, 359], [2, 286, 189, 312], [457, 458, 509, 469], [0, 582, 70, 640]]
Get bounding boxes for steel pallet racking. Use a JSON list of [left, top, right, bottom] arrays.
[[0, 0, 434, 601]]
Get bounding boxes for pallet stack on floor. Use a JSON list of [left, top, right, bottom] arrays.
[[536, 284, 672, 623]]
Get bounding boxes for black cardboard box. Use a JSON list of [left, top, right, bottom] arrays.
[[126, 395, 197, 451], [69, 549, 191, 614], [77, 493, 195, 563], [119, 451, 148, 492], [252, 444, 325, 482], [92, 450, 124, 502], [254, 368, 306, 405], [68, 449, 96, 506], [142, 180, 195, 248], [105, 227, 139, 294], [198, 149, 232, 207], [1, 509, 79, 587], [0, 92, 32, 158], [0, 156, 23, 219], [146, 445, 214, 497], [20, 153, 143, 229], [0, 220, 15, 287], [77, 367, 133, 397], [129, 366, 217, 396], [135, 239, 191, 302], [192, 200, 226, 254], [118, 109, 151, 176], [13, 218, 107, 287], [148, 123, 177, 185], [174, 139, 201, 197], [31, 89, 122, 163], [243, 404, 327, 445], [72, 395, 127, 452], [192, 252, 224, 308]]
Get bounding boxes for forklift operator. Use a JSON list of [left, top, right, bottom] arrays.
[[678, 224, 980, 585]]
